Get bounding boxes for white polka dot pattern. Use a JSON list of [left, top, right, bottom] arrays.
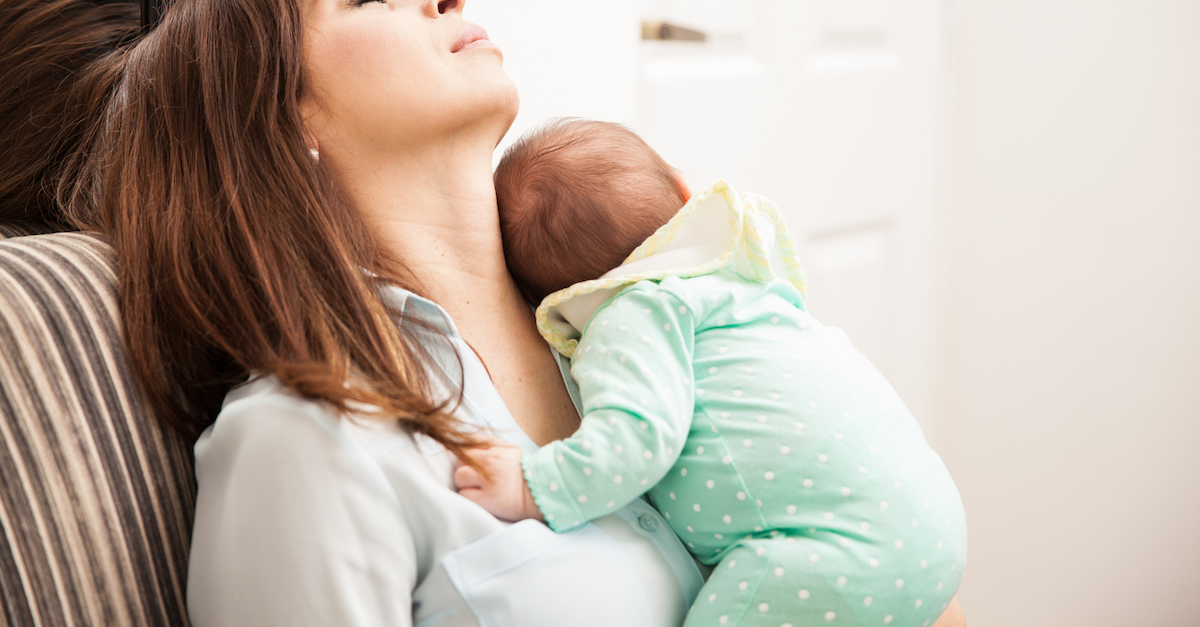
[[519, 269, 966, 627]]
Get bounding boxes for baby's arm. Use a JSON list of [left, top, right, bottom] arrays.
[[454, 442, 543, 522], [456, 286, 697, 528], [522, 287, 697, 531]]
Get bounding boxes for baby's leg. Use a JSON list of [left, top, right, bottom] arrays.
[[684, 538, 853, 627]]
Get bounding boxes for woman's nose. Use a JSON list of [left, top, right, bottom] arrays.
[[426, 0, 461, 17]]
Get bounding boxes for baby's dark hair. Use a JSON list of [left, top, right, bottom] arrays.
[[495, 119, 686, 305]]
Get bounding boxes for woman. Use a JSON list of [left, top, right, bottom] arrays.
[[60, 0, 966, 624]]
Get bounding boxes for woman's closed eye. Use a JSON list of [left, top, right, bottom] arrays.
[[352, 0, 386, 6]]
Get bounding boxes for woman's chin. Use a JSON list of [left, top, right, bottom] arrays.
[[470, 75, 519, 147], [496, 80, 520, 138]]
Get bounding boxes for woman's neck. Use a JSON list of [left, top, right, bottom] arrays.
[[337, 135, 524, 324], [335, 131, 583, 445]]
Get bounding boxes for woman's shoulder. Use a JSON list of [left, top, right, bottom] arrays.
[[195, 375, 409, 508], [198, 376, 355, 466], [198, 375, 436, 488], [197, 374, 484, 531], [189, 376, 424, 627], [209, 375, 335, 433]]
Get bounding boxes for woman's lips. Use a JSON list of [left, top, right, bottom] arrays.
[[452, 24, 496, 53]]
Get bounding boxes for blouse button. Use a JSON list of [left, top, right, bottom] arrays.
[[638, 514, 660, 532]]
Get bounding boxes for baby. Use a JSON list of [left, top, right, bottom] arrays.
[[457, 119, 967, 627]]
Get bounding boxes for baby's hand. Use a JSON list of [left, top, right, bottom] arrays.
[[454, 443, 544, 523]]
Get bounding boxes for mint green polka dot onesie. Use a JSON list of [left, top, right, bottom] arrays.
[[522, 181, 967, 627]]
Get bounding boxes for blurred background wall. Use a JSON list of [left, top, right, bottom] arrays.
[[939, 1, 1200, 624], [472, 1, 1200, 624]]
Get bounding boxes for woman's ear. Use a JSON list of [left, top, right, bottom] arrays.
[[674, 171, 692, 203], [299, 97, 324, 161], [301, 123, 320, 161]]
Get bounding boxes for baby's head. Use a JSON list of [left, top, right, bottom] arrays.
[[495, 119, 688, 305]]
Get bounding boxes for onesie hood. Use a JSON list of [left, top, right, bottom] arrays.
[[536, 179, 807, 357]]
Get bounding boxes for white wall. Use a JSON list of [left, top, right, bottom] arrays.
[[939, 1, 1200, 625], [467, 0, 640, 160]]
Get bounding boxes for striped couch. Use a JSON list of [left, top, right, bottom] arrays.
[[0, 224, 195, 626]]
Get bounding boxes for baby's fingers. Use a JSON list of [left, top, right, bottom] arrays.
[[454, 463, 485, 491]]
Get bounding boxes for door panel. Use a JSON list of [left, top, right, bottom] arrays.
[[804, 223, 894, 372], [636, 0, 949, 440]]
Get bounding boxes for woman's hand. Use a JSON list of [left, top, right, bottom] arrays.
[[454, 443, 544, 523]]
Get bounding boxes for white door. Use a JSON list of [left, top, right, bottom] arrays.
[[636, 0, 950, 443]]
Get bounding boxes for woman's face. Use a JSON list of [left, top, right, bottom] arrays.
[[302, 0, 518, 160]]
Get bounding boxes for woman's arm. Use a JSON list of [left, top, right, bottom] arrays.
[[188, 384, 417, 627]]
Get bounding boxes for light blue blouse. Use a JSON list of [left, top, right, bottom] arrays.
[[185, 284, 705, 627]]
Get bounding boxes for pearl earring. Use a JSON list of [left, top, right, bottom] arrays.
[[309, 147, 320, 162]]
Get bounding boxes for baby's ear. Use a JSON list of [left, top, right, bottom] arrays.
[[674, 170, 692, 203]]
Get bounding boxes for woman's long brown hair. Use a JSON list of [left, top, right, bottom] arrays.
[[61, 0, 485, 454], [0, 0, 139, 225]]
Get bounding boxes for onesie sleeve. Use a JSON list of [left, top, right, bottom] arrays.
[[522, 286, 696, 531]]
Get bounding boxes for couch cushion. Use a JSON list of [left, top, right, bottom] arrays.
[[0, 232, 195, 627]]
